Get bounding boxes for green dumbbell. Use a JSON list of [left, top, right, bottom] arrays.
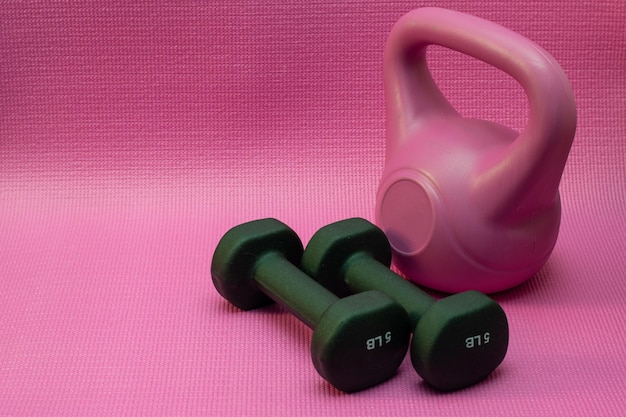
[[211, 218, 411, 393], [301, 218, 509, 391]]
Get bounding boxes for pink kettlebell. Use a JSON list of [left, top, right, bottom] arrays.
[[376, 8, 576, 293]]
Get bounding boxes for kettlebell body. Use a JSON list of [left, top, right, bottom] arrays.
[[376, 8, 576, 293]]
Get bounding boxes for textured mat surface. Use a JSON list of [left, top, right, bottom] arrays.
[[1, 1, 625, 416]]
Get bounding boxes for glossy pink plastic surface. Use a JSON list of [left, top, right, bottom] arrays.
[[376, 8, 577, 293]]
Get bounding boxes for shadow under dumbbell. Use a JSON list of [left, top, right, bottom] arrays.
[[413, 361, 509, 395]]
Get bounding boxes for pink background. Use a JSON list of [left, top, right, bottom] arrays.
[[1, 1, 625, 415]]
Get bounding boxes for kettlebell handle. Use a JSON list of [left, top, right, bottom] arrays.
[[384, 8, 576, 218]]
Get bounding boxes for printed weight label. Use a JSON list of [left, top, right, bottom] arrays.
[[366, 331, 392, 350], [465, 332, 491, 349]]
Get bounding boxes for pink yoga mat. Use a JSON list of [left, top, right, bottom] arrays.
[[2, 1, 625, 416]]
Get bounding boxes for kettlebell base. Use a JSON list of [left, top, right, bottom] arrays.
[[391, 250, 548, 294], [376, 170, 557, 294]]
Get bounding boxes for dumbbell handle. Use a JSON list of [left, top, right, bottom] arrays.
[[255, 252, 339, 329], [344, 254, 436, 326]]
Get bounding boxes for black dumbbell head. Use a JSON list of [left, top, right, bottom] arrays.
[[311, 290, 411, 393], [302, 218, 392, 296], [211, 218, 303, 310], [411, 290, 509, 391]]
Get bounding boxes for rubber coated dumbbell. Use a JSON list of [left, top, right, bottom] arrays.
[[211, 218, 411, 393], [301, 218, 509, 391]]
